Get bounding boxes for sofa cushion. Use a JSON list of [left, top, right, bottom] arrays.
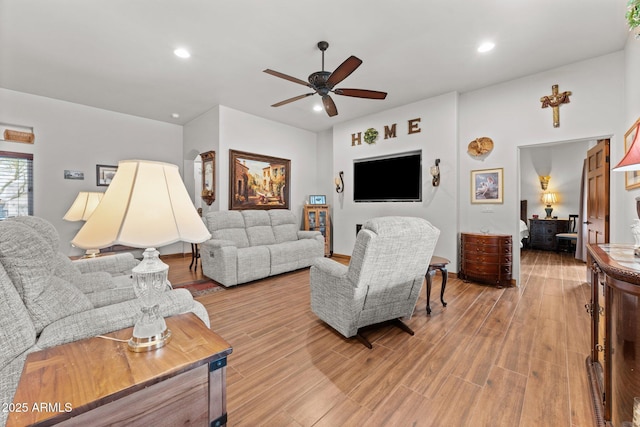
[[236, 246, 271, 284], [0, 262, 36, 373], [268, 239, 324, 275], [243, 210, 276, 246], [203, 211, 250, 248], [267, 242, 300, 275], [269, 210, 299, 243], [0, 221, 93, 333]]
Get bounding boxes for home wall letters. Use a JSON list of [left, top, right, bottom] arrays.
[[351, 117, 422, 146]]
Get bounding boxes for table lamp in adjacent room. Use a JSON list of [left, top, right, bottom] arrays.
[[613, 119, 640, 256], [71, 160, 211, 352], [63, 191, 104, 257], [542, 192, 557, 219]]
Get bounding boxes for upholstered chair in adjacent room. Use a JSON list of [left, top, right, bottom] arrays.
[[309, 216, 440, 348]]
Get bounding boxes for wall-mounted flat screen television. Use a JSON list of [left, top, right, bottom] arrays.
[[353, 150, 422, 202]]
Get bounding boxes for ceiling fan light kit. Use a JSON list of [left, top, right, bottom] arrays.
[[264, 41, 387, 117]]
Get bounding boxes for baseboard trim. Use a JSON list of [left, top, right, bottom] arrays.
[[331, 253, 351, 262], [160, 252, 191, 260]]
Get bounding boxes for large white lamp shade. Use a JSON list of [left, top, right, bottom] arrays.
[[72, 160, 210, 250]]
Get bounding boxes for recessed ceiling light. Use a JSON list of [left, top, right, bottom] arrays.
[[174, 48, 191, 59], [171, 113, 180, 119], [313, 105, 323, 112], [477, 42, 495, 53]]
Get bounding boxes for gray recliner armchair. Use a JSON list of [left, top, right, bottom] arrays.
[[310, 216, 440, 348]]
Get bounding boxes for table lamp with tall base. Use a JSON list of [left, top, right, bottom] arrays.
[[71, 160, 211, 352]]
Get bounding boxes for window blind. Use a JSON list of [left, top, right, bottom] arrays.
[[0, 151, 33, 218]]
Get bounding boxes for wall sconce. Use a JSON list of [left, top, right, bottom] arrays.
[[430, 159, 440, 187], [539, 175, 550, 190], [335, 171, 344, 193]]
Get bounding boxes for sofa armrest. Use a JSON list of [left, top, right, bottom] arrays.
[[312, 257, 348, 278], [297, 230, 322, 240], [36, 289, 207, 349], [310, 259, 359, 335], [73, 253, 139, 276], [201, 240, 238, 287], [71, 271, 119, 294], [85, 287, 137, 308]]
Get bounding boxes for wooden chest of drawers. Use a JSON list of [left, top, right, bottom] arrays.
[[528, 219, 569, 251], [459, 232, 513, 287]]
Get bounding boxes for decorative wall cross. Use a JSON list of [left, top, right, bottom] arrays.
[[540, 84, 571, 128]]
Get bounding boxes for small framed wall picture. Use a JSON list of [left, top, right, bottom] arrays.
[[96, 164, 118, 186], [64, 170, 84, 180], [471, 168, 503, 204], [309, 195, 326, 205]]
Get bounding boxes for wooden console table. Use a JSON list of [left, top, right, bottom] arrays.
[[459, 232, 513, 287], [586, 244, 640, 427], [7, 313, 232, 427]]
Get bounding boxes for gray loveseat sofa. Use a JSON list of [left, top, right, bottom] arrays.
[[0, 217, 210, 427], [201, 210, 324, 287]]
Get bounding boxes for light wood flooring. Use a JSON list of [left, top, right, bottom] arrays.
[[166, 249, 594, 427]]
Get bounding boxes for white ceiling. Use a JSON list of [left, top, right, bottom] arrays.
[[0, 0, 630, 133]]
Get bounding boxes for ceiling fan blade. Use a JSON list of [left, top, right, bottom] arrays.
[[322, 95, 338, 117], [271, 93, 315, 107], [263, 69, 312, 87], [326, 56, 362, 87], [334, 88, 387, 99]]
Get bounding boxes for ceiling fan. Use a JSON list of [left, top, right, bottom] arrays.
[[263, 41, 387, 117]]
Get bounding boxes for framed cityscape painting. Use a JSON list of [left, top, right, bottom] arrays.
[[229, 150, 290, 210]]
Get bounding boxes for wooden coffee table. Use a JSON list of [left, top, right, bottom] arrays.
[[7, 313, 232, 427], [426, 256, 450, 315]]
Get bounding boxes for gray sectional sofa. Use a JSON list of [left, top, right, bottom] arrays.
[[201, 210, 325, 287], [0, 217, 210, 427]]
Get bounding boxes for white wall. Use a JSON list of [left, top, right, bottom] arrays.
[[183, 105, 319, 227], [331, 92, 459, 265], [316, 129, 335, 251], [0, 88, 184, 256], [183, 106, 221, 215], [459, 51, 625, 283], [520, 140, 590, 220], [619, 34, 640, 239]]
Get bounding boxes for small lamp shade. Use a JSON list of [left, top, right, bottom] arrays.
[[72, 160, 211, 249], [542, 191, 557, 219], [614, 122, 640, 171], [63, 192, 104, 221], [542, 192, 557, 205]]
